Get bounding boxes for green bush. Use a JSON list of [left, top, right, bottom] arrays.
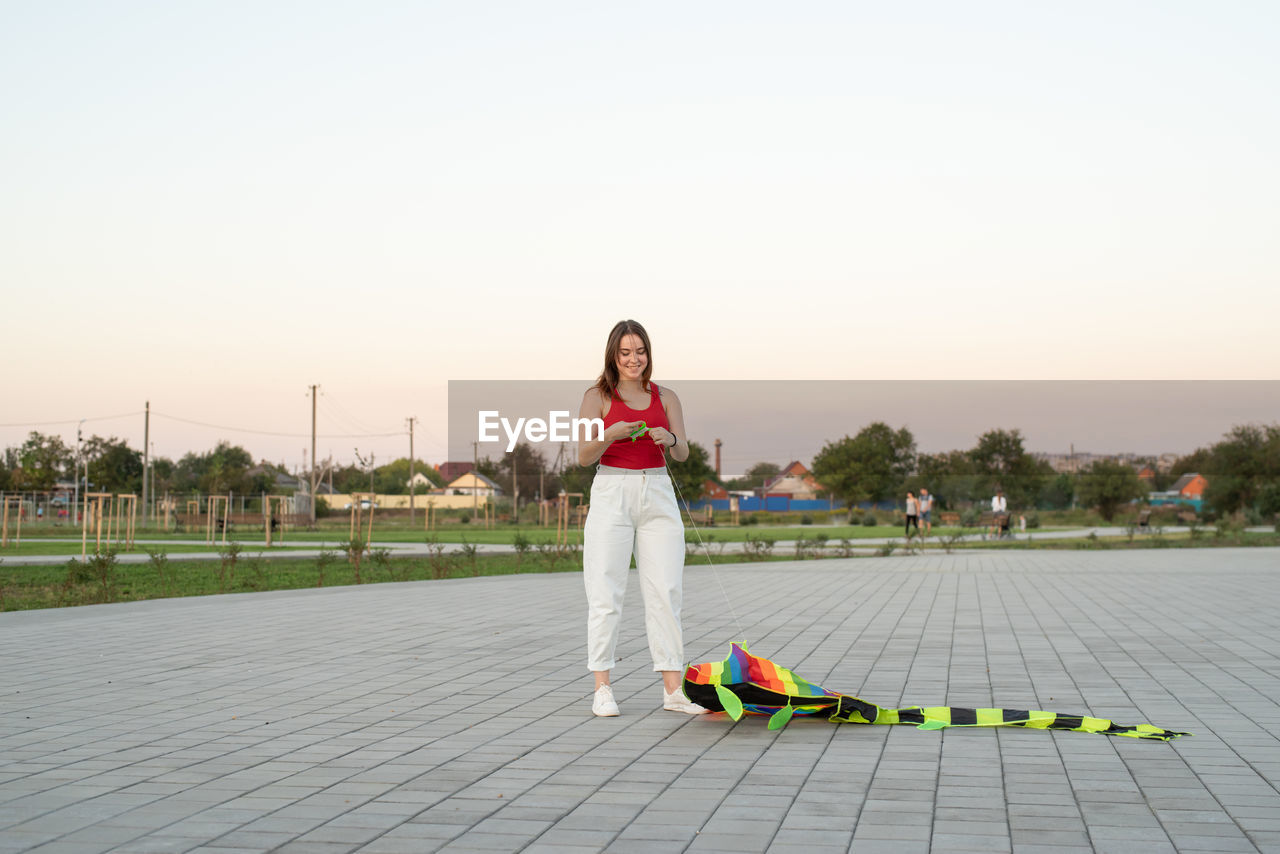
[[800, 514, 813, 525], [862, 514, 877, 527], [1026, 512, 1041, 529]]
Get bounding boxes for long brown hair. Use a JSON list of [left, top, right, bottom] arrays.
[[594, 319, 653, 401]]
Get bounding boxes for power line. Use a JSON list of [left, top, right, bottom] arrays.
[[0, 412, 143, 428], [152, 411, 402, 439]]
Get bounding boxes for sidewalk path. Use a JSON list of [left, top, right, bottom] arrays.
[[2, 549, 1279, 853]]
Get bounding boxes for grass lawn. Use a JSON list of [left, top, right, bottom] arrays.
[[0, 541, 318, 557]]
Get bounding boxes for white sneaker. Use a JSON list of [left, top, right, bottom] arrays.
[[592, 685, 620, 717], [664, 688, 711, 715]]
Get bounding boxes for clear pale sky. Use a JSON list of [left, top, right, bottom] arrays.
[[3, 2, 1276, 470]]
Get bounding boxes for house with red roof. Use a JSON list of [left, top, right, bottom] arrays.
[[1170, 473, 1207, 500]]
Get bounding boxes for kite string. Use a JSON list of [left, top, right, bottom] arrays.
[[662, 449, 747, 642]]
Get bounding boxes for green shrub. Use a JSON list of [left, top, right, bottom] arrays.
[[862, 514, 877, 527], [800, 514, 813, 525], [1026, 513, 1041, 529]]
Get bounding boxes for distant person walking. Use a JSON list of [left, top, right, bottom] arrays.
[[991, 489, 1008, 539], [904, 492, 919, 537], [918, 488, 933, 535]]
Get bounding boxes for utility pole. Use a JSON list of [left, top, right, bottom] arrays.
[[407, 416, 417, 525], [512, 449, 518, 518], [142, 401, 150, 525], [75, 419, 84, 523], [309, 385, 318, 523], [472, 441, 479, 520]]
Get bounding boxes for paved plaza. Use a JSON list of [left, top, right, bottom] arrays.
[[2, 548, 1279, 853]]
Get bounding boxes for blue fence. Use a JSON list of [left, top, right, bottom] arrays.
[[1147, 496, 1203, 512], [687, 498, 899, 513]]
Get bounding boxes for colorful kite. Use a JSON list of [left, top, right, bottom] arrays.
[[682, 643, 1189, 740]]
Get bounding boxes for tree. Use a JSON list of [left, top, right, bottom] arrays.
[[82, 436, 143, 494], [726, 462, 779, 491], [811, 422, 916, 508], [1077, 459, 1146, 521], [666, 441, 717, 506], [1197, 424, 1280, 517], [372, 458, 442, 495], [1037, 472, 1076, 511], [11, 431, 73, 490], [968, 428, 1047, 509], [174, 442, 255, 495], [915, 450, 979, 509], [150, 458, 177, 495], [494, 443, 558, 505], [330, 463, 369, 494]]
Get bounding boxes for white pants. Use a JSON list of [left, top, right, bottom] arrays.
[[584, 465, 686, 672]]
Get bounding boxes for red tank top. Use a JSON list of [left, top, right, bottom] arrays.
[[599, 383, 669, 469]]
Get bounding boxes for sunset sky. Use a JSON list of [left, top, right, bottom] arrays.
[[3, 2, 1276, 471]]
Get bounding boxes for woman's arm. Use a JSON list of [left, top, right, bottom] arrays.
[[651, 387, 689, 463], [576, 388, 644, 466]]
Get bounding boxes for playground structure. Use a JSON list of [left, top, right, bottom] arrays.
[[79, 493, 137, 558], [349, 492, 376, 544], [1, 495, 23, 548]]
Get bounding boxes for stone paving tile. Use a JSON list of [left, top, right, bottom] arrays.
[[2, 548, 1279, 853]]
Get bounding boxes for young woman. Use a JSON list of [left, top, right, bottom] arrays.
[[577, 320, 709, 717]]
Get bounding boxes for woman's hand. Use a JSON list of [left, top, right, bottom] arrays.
[[603, 419, 647, 443], [647, 426, 676, 449]]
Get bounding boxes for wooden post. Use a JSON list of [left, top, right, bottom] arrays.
[[205, 496, 229, 546], [95, 495, 103, 553], [0, 495, 19, 548], [111, 494, 137, 551]]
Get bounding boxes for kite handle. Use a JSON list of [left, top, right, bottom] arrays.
[[628, 421, 649, 442]]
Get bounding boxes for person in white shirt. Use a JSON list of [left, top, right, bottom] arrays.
[[918, 488, 934, 535], [990, 489, 1007, 538]]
